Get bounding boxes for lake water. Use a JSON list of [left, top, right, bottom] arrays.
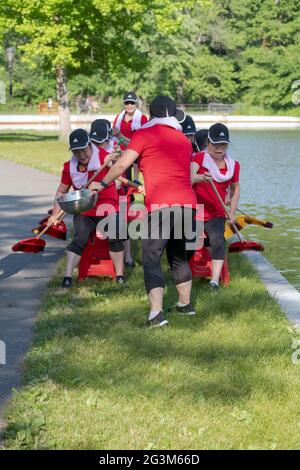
[[230, 130, 300, 291]]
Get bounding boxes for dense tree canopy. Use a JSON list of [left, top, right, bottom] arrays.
[[0, 0, 299, 114]]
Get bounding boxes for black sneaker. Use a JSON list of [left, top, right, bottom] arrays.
[[61, 277, 72, 288], [174, 302, 196, 316], [210, 281, 219, 292], [147, 311, 168, 328], [125, 260, 135, 268], [116, 275, 125, 284]]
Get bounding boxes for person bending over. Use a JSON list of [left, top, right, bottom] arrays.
[[48, 128, 125, 288]]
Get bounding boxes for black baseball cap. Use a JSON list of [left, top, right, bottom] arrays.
[[181, 115, 196, 135], [91, 119, 112, 132], [208, 123, 230, 144], [89, 127, 110, 144], [175, 108, 186, 124], [195, 129, 208, 151], [69, 128, 90, 151], [149, 96, 177, 118], [123, 91, 138, 103]]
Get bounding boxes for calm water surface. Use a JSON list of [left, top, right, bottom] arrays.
[[230, 130, 300, 290]]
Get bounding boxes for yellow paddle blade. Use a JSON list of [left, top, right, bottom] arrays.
[[224, 216, 245, 239], [243, 215, 272, 227], [224, 214, 273, 239]]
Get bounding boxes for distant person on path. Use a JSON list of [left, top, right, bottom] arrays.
[[191, 123, 240, 291], [48, 129, 125, 288], [47, 97, 53, 111], [97, 96, 198, 327], [86, 96, 93, 113]]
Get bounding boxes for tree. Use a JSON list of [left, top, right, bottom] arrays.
[[0, 0, 205, 140]]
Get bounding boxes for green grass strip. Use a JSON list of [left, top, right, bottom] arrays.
[[2, 250, 300, 450]]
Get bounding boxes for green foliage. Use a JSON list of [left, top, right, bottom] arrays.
[[0, 0, 300, 111]]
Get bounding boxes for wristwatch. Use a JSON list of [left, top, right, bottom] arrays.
[[100, 180, 108, 188]]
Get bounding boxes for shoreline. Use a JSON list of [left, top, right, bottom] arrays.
[[0, 114, 300, 131]]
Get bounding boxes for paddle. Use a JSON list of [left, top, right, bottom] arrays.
[[11, 141, 124, 253], [209, 179, 264, 252]]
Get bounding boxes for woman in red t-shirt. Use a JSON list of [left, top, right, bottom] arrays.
[[89, 119, 136, 268], [191, 123, 240, 290], [48, 128, 124, 288], [113, 91, 148, 182]]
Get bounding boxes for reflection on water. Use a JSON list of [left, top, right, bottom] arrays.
[[230, 131, 300, 291]]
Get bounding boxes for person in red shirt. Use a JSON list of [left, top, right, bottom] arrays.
[[48, 129, 125, 288], [89, 119, 136, 268], [191, 123, 240, 290], [96, 96, 198, 327], [113, 91, 148, 182], [113, 91, 148, 143]]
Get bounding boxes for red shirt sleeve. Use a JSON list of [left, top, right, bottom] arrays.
[[232, 161, 240, 183], [126, 130, 146, 155], [60, 162, 72, 186], [192, 151, 204, 167]]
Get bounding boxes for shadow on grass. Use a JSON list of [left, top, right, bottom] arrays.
[[0, 133, 58, 142], [17, 251, 289, 409], [3, 244, 294, 450]]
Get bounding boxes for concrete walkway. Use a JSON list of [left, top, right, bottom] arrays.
[[0, 161, 69, 415]]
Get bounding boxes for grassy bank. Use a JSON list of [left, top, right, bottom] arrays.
[[0, 132, 65, 176], [2, 250, 300, 450], [1, 132, 300, 449]]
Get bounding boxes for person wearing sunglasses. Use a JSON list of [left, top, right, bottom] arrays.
[[113, 91, 148, 144], [113, 91, 148, 182]]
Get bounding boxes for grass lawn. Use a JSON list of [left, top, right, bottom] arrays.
[[0, 132, 66, 176], [1, 132, 300, 449], [2, 253, 300, 450]]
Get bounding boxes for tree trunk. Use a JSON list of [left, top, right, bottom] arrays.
[[56, 66, 71, 141]]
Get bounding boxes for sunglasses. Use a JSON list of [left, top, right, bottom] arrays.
[[124, 101, 136, 105]]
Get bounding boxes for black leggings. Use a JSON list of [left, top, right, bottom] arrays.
[[67, 214, 123, 256], [142, 208, 195, 293], [204, 217, 226, 260]]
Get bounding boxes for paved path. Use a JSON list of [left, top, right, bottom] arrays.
[[0, 160, 69, 415]]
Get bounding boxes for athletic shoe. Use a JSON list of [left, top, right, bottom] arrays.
[[61, 277, 72, 288], [147, 311, 168, 328], [125, 260, 135, 268], [174, 302, 196, 316], [210, 281, 219, 292], [116, 275, 125, 284]]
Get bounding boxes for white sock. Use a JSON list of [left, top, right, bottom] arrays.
[[148, 310, 161, 320], [210, 280, 219, 286], [177, 302, 189, 307]]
